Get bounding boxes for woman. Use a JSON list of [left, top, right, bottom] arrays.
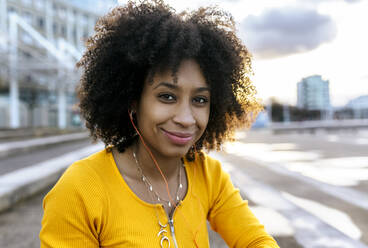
[[40, 1, 280, 247]]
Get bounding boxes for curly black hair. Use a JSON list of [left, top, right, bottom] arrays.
[[76, 0, 261, 161]]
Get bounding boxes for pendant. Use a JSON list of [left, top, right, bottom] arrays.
[[160, 236, 170, 248], [158, 222, 170, 248], [168, 201, 171, 207]]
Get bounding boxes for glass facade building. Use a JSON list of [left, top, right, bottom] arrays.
[[297, 75, 331, 111]]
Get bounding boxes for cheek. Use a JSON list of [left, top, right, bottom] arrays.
[[137, 99, 172, 128], [196, 107, 210, 130]]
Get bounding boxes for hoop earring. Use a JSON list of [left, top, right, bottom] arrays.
[[187, 144, 197, 161]]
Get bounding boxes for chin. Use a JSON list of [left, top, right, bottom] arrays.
[[161, 144, 192, 158]]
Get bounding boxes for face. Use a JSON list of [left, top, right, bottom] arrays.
[[135, 59, 210, 159]]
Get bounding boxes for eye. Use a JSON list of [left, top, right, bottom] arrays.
[[193, 96, 209, 105], [158, 93, 176, 103]]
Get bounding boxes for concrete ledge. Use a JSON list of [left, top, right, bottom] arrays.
[[0, 132, 90, 159], [0, 128, 86, 140], [0, 144, 104, 213]]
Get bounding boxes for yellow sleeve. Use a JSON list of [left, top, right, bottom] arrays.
[[206, 157, 280, 248], [40, 161, 107, 248]]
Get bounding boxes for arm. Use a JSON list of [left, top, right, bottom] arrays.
[[40, 162, 105, 248], [207, 157, 280, 248]]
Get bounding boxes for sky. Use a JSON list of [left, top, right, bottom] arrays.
[[113, 0, 368, 107]]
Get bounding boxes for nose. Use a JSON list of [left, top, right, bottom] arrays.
[[172, 102, 196, 127]]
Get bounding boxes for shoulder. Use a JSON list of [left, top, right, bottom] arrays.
[[41, 149, 110, 244], [188, 152, 237, 210], [184, 152, 230, 191], [190, 152, 224, 177], [60, 149, 107, 184], [44, 149, 109, 205]]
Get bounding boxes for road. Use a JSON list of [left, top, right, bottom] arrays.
[[0, 129, 367, 247]]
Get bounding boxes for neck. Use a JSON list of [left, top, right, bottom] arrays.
[[132, 140, 182, 181]]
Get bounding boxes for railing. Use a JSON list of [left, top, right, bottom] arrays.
[[270, 119, 368, 134]]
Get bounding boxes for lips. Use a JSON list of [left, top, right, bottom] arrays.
[[161, 129, 194, 145]]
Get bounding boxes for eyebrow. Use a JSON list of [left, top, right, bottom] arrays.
[[154, 82, 177, 90], [153, 82, 211, 93]]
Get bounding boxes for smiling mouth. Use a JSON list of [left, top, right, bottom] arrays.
[[161, 129, 194, 145]]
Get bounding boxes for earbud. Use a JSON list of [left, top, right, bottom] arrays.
[[128, 110, 137, 129], [128, 110, 136, 121]]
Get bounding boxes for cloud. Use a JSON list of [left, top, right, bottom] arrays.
[[303, 0, 361, 3], [343, 0, 361, 3], [240, 7, 337, 59]]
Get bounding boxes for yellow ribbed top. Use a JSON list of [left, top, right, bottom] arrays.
[[40, 148, 280, 248]]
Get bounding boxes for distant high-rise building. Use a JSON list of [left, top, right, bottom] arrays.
[[297, 75, 331, 110]]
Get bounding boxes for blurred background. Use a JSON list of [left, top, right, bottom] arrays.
[[0, 0, 367, 247]]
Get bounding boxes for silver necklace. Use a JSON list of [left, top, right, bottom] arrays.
[[132, 149, 183, 208], [132, 149, 184, 248]]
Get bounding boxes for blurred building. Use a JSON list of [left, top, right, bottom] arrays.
[[346, 95, 368, 119], [297, 75, 331, 111], [347, 95, 368, 109], [3, 0, 98, 49], [0, 0, 116, 128]]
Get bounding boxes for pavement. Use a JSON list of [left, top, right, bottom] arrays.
[[1, 128, 368, 248], [216, 129, 368, 248]]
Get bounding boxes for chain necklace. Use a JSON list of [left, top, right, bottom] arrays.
[[132, 148, 184, 248], [132, 149, 183, 208]]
